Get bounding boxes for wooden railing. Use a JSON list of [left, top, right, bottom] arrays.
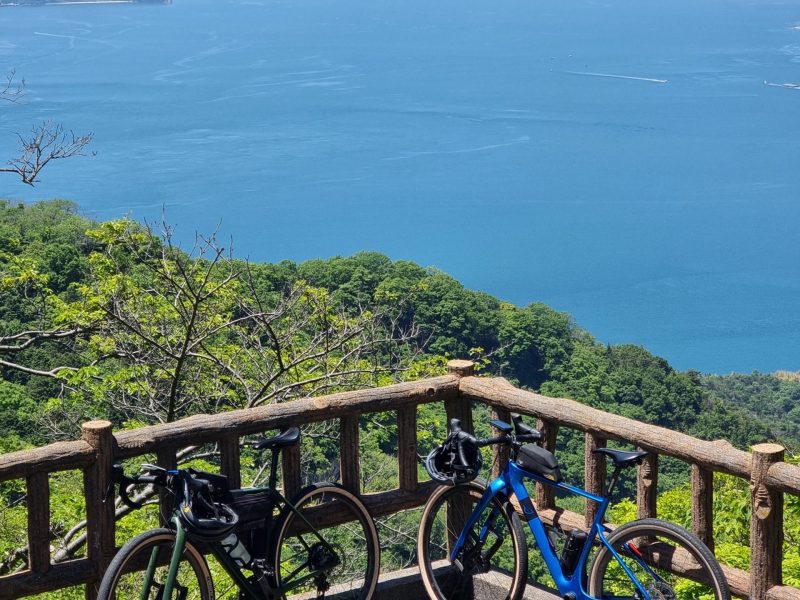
[[1, 359, 799, 600]]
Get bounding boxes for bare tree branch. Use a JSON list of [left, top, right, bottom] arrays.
[[0, 357, 77, 378], [1, 69, 24, 104], [0, 328, 85, 352], [0, 121, 94, 186]]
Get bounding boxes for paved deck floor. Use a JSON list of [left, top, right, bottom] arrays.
[[373, 563, 560, 600]]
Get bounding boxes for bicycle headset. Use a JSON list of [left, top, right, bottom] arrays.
[[424, 418, 483, 485]]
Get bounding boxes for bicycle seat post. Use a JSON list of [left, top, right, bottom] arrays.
[[268, 448, 280, 491], [605, 465, 623, 499]]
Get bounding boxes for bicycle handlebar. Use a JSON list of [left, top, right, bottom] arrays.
[[446, 417, 542, 451], [110, 463, 171, 510]]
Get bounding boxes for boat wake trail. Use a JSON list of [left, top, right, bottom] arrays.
[[562, 70, 668, 84], [764, 80, 800, 90]]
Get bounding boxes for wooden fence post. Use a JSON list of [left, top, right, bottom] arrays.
[[585, 433, 606, 528], [491, 407, 512, 479], [397, 406, 418, 492], [340, 415, 361, 495], [536, 420, 558, 510], [219, 435, 241, 490], [445, 360, 476, 547], [750, 443, 784, 600], [26, 472, 51, 574], [156, 445, 177, 527], [691, 464, 714, 552], [82, 421, 115, 600], [281, 437, 302, 500], [637, 452, 658, 520], [446, 360, 474, 435]]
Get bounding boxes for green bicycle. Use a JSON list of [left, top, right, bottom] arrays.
[[99, 427, 380, 599]]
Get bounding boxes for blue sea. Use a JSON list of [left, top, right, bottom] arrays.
[[1, 0, 799, 374]]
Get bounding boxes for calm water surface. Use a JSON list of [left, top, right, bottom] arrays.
[[1, 0, 799, 373]]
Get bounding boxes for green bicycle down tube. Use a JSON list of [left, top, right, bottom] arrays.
[[140, 543, 162, 600], [160, 518, 188, 600]]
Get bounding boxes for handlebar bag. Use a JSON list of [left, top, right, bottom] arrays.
[[188, 469, 232, 502], [517, 444, 562, 482]]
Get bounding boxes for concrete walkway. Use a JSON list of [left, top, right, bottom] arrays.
[[373, 564, 560, 600]]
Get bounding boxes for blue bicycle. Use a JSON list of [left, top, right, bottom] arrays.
[[417, 415, 730, 600]]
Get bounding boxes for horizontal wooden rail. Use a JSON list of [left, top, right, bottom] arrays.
[[113, 375, 458, 458], [0, 559, 94, 600], [461, 371, 800, 509], [459, 376, 755, 478], [0, 440, 94, 484]]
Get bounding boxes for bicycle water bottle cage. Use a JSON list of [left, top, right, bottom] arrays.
[[516, 444, 562, 482]]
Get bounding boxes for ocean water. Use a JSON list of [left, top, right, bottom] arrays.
[[1, 0, 799, 374]]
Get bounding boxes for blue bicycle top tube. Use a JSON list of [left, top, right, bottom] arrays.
[[507, 461, 606, 504]]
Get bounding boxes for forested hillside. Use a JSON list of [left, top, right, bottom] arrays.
[[702, 371, 800, 451], [0, 200, 772, 452], [1, 200, 796, 593]]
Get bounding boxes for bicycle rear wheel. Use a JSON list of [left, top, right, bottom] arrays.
[[417, 480, 528, 600], [97, 528, 213, 600], [588, 518, 730, 600], [270, 482, 380, 599]]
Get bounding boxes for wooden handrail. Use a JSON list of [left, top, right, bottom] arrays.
[[3, 361, 800, 600], [0, 440, 94, 483], [458, 375, 755, 479]]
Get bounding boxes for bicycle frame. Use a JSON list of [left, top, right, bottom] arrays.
[[452, 460, 654, 600]]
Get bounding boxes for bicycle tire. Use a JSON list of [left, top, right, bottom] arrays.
[[417, 480, 528, 600], [269, 482, 380, 599], [588, 518, 730, 600], [97, 528, 214, 600]]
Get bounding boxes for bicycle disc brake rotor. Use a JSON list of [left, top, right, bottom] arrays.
[[462, 518, 506, 575]]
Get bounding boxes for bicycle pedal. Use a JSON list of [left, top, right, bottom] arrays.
[[453, 558, 465, 573]]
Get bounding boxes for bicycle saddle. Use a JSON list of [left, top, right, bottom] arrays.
[[253, 427, 301, 450], [592, 448, 649, 468]]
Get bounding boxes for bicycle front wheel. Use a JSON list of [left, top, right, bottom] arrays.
[[588, 518, 730, 600], [97, 528, 214, 600], [270, 482, 380, 599], [417, 481, 528, 600]]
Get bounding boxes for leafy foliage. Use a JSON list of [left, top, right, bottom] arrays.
[[703, 371, 800, 451]]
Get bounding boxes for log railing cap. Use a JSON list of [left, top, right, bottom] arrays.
[[447, 359, 475, 377], [81, 420, 113, 432], [753, 443, 786, 455]]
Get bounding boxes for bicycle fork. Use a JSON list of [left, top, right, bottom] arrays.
[[139, 522, 188, 600]]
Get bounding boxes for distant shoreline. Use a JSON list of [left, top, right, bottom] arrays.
[[0, 0, 170, 5]]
